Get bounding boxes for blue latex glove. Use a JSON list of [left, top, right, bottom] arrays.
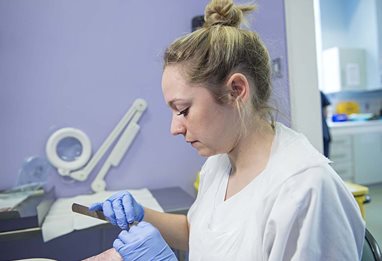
[[89, 191, 144, 230], [113, 221, 177, 261]]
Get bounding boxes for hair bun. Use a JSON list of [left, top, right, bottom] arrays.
[[204, 0, 255, 28]]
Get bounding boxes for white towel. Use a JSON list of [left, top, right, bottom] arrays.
[[41, 188, 163, 242]]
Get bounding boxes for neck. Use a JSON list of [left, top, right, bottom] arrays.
[[228, 119, 275, 176]]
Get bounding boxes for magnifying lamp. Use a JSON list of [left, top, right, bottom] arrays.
[[46, 128, 92, 176]]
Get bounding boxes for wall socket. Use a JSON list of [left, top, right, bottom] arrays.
[[272, 58, 282, 79]]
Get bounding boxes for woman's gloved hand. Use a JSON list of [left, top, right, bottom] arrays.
[[113, 221, 177, 261], [89, 191, 144, 230]]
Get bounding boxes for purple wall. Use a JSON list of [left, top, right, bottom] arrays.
[[0, 0, 289, 197], [253, 0, 291, 122]]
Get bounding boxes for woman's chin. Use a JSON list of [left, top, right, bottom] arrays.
[[191, 142, 219, 157]]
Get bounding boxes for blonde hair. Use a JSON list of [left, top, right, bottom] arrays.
[[163, 0, 274, 123]]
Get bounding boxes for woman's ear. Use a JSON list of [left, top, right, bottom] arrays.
[[226, 73, 250, 103]]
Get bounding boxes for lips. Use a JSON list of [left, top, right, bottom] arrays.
[[186, 140, 198, 146]]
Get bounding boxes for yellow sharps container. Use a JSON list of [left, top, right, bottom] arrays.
[[345, 182, 369, 219]]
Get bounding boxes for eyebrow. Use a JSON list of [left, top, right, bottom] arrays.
[[168, 98, 188, 109]]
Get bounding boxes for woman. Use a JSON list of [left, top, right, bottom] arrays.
[[89, 0, 365, 260]]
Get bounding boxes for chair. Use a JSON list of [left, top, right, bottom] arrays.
[[362, 228, 382, 261]]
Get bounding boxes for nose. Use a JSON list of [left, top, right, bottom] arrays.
[[170, 115, 186, 136]]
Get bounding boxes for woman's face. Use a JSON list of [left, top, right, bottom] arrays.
[[161, 65, 240, 157]]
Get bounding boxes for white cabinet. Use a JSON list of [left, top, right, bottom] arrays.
[[330, 134, 354, 182], [322, 47, 367, 93], [353, 132, 382, 184], [329, 120, 382, 185]]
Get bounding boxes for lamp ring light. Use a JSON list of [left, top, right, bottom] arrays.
[[46, 127, 92, 176]]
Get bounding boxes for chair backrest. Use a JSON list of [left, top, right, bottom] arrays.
[[362, 228, 382, 261]]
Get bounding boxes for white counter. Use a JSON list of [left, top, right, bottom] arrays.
[[328, 119, 382, 134]]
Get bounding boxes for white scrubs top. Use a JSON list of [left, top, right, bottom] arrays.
[[187, 123, 365, 261]]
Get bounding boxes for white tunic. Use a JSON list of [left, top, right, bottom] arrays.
[[187, 123, 365, 261]]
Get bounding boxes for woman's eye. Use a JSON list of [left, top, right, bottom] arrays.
[[177, 108, 189, 117]]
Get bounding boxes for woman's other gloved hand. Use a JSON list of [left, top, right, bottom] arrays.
[[89, 191, 144, 230], [113, 221, 178, 261]]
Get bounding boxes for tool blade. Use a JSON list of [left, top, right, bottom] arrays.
[[71, 203, 108, 221]]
